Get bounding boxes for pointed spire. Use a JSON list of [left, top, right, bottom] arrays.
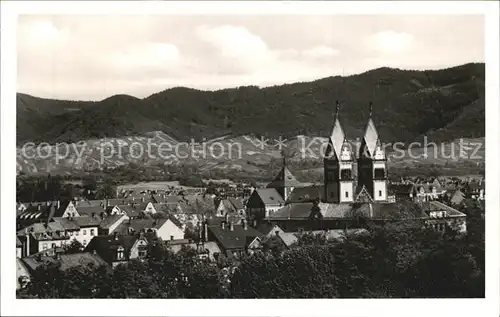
[[335, 100, 340, 119], [368, 101, 373, 118]]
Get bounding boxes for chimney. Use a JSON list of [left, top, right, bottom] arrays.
[[57, 200, 60, 209], [113, 232, 119, 240], [221, 221, 225, 230], [141, 197, 145, 203], [37, 205, 41, 211], [204, 223, 208, 241], [106, 199, 109, 208], [93, 249, 97, 255], [253, 219, 257, 227], [242, 219, 247, 230], [369, 203, 373, 218], [229, 221, 234, 231]]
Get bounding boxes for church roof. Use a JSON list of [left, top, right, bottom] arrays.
[[267, 166, 302, 188], [324, 101, 353, 161], [360, 117, 381, 159], [265, 200, 429, 221]]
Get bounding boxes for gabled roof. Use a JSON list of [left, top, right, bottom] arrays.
[[208, 224, 264, 251], [116, 204, 142, 218], [228, 197, 245, 210], [267, 166, 302, 188], [99, 214, 127, 230], [355, 186, 373, 203], [84, 233, 156, 262], [254, 188, 285, 205]]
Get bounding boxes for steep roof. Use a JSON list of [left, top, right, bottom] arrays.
[[324, 102, 349, 161], [267, 166, 302, 188], [254, 188, 285, 205], [360, 117, 379, 158]]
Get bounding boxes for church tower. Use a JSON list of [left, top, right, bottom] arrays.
[[357, 102, 388, 202], [267, 157, 301, 202], [324, 101, 355, 203]]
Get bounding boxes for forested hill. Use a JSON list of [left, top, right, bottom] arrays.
[[17, 63, 484, 146]]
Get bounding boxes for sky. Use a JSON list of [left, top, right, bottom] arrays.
[[17, 15, 484, 101]]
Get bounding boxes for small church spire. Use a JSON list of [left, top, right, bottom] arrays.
[[368, 101, 373, 118], [335, 100, 340, 119]]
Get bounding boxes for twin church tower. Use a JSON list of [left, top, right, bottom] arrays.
[[323, 101, 388, 204]]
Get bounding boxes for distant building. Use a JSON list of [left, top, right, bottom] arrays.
[[205, 220, 264, 258], [84, 232, 157, 267], [115, 216, 184, 242], [246, 188, 285, 223]]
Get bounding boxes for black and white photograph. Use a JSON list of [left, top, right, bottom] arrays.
[[1, 1, 499, 316]]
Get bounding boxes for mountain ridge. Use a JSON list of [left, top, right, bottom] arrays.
[[17, 62, 485, 146]]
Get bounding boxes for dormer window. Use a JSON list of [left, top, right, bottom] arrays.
[[117, 246, 125, 260]]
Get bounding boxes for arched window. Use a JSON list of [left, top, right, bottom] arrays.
[[117, 246, 125, 260]]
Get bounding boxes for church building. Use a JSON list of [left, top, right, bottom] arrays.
[[259, 101, 467, 234]]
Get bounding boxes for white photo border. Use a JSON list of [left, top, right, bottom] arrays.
[[1, 1, 498, 316]]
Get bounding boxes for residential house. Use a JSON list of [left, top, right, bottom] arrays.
[[18, 222, 70, 256], [115, 216, 185, 241], [166, 239, 222, 262], [421, 200, 467, 233], [72, 215, 102, 247], [388, 183, 414, 201], [206, 220, 264, 258], [411, 180, 447, 202], [215, 197, 245, 217], [17, 202, 58, 230], [466, 180, 485, 200], [84, 232, 157, 267], [246, 188, 285, 223]]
